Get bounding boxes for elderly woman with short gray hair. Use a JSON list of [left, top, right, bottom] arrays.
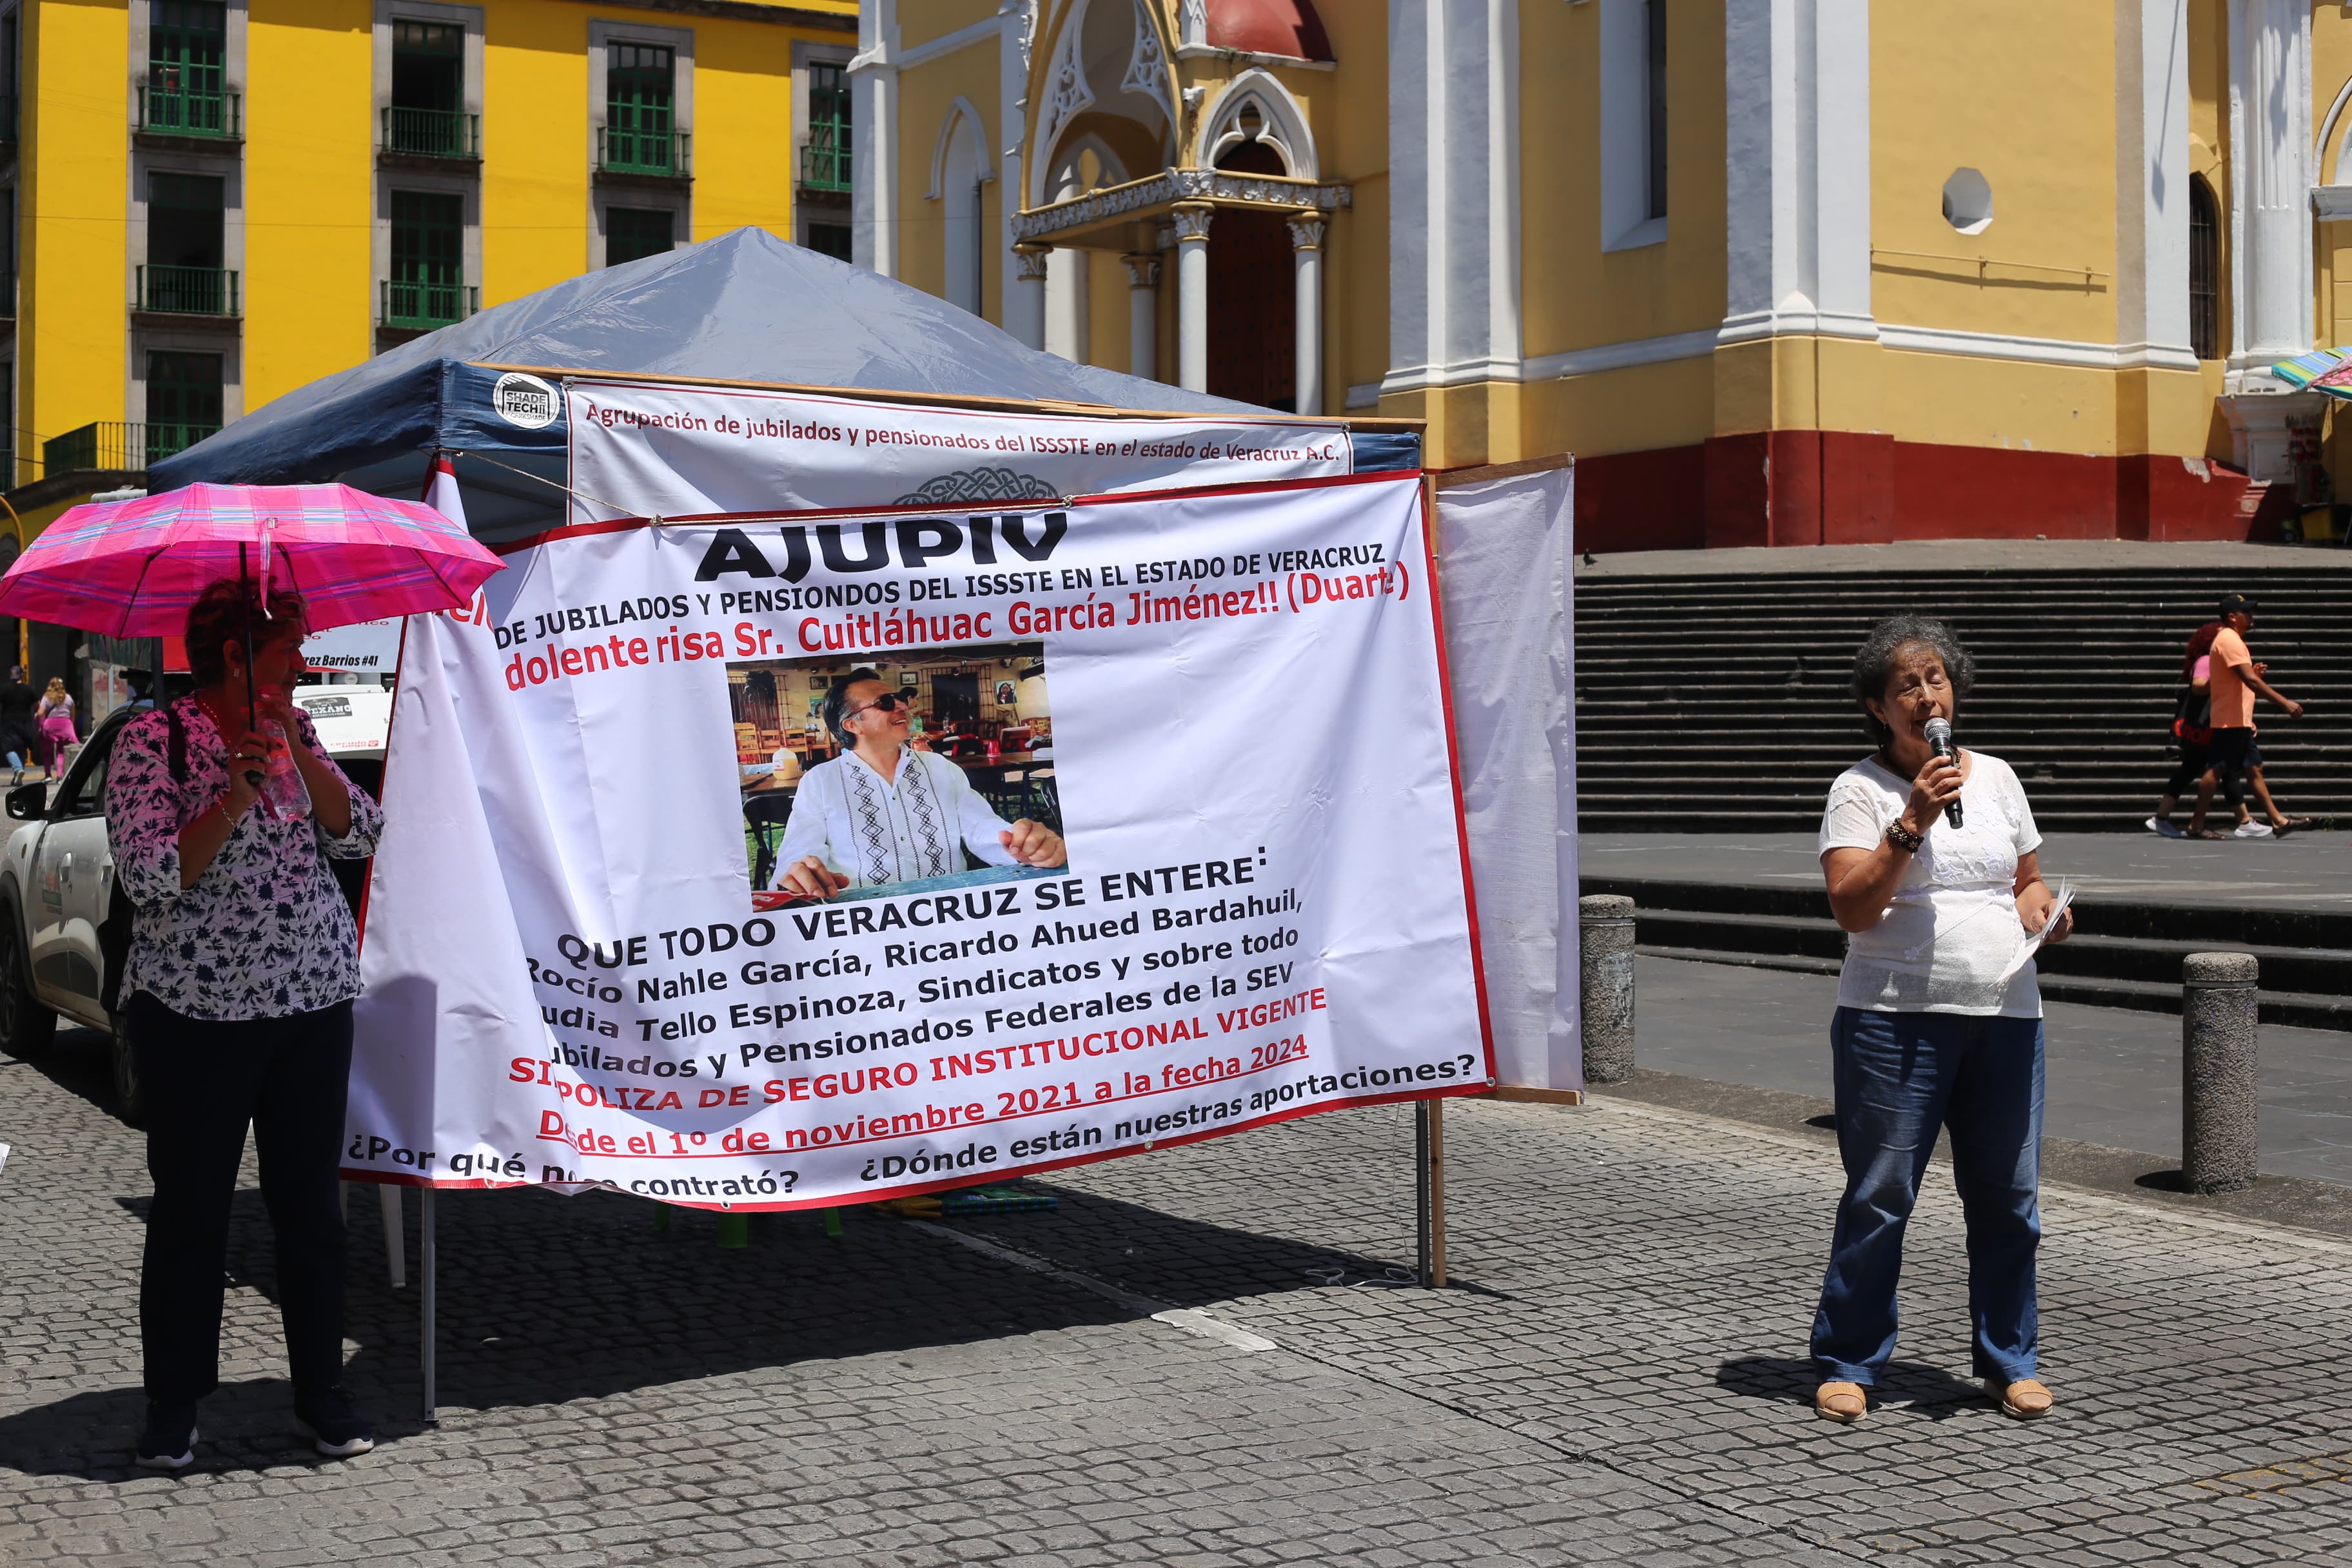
[[1810, 616, 2073, 1426]]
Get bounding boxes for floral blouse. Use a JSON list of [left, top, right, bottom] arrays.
[[107, 695, 384, 1021]]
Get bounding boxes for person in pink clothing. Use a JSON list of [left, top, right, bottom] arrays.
[[2184, 593, 2312, 840], [34, 677, 75, 772]]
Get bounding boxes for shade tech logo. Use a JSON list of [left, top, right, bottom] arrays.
[[491, 373, 560, 429]]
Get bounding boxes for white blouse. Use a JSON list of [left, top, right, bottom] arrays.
[[772, 747, 1021, 890], [1816, 751, 2044, 1019]]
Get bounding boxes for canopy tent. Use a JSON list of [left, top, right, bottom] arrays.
[[152, 227, 1418, 536]]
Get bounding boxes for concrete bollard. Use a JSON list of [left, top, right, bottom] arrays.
[[2181, 951, 2260, 1195], [1579, 894, 1637, 1084]]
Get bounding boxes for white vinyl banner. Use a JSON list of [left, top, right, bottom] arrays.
[[301, 616, 402, 674], [564, 378, 1355, 524], [348, 471, 1493, 1208]]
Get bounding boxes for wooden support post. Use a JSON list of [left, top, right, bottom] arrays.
[[1415, 1101, 1449, 1288]]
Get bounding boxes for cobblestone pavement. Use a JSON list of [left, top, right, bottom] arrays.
[[5, 1032, 2351, 1567]]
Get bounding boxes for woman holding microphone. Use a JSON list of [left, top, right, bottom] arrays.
[[1811, 617, 2073, 1426]]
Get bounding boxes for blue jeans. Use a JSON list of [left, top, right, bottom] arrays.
[[1810, 1006, 2044, 1386]]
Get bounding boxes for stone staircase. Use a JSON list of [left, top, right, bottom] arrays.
[[1574, 562, 2352, 834], [1582, 872, 2352, 1031]]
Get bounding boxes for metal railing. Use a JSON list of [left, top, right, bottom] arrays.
[[597, 126, 689, 178], [136, 264, 239, 316], [382, 106, 478, 159], [42, 421, 219, 475], [380, 277, 477, 331], [139, 84, 240, 139], [799, 137, 850, 191]]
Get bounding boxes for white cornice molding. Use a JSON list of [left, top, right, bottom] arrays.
[[1879, 322, 2196, 371], [2315, 183, 2352, 220], [1012, 166, 1349, 242], [1173, 44, 1336, 72], [1522, 328, 1718, 380], [1716, 307, 1881, 347]]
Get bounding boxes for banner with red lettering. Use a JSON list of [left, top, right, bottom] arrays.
[[346, 469, 1493, 1207]]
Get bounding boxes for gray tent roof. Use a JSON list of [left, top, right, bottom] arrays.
[[152, 226, 1271, 495]]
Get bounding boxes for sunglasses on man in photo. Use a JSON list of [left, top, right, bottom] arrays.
[[845, 690, 916, 720]]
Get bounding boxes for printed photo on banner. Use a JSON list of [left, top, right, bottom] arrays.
[[729, 642, 1067, 912]]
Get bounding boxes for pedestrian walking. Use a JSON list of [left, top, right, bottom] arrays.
[[34, 676, 75, 773], [1812, 616, 2072, 1425], [2146, 621, 2220, 838], [2183, 593, 2311, 840], [106, 579, 385, 1469], [0, 664, 37, 778]]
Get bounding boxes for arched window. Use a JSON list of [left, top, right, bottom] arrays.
[[2189, 173, 2219, 362]]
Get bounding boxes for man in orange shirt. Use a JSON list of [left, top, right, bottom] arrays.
[[2187, 593, 2311, 839]]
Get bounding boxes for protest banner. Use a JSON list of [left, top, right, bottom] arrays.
[[348, 469, 1494, 1210], [563, 377, 1357, 521], [302, 616, 402, 675]]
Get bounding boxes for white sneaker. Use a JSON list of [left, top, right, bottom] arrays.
[[2233, 821, 2275, 838], [2146, 816, 2185, 838]]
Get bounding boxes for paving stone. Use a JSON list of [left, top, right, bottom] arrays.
[[5, 1048, 2351, 1563]]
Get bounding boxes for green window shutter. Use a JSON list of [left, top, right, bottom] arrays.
[[607, 43, 676, 174], [148, 2, 229, 135], [387, 191, 468, 328], [803, 62, 852, 191], [146, 351, 224, 462]]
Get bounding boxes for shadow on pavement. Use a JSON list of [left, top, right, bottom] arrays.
[[1716, 1355, 1985, 1419], [5, 1166, 1404, 1481], [12, 1026, 135, 1129]]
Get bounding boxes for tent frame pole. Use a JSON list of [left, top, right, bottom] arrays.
[[420, 1186, 438, 1424], [1415, 1101, 1447, 1288]]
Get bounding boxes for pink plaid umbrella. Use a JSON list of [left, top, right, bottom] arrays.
[[0, 480, 502, 638]]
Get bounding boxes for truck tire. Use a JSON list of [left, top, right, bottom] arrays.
[[110, 1004, 147, 1126], [0, 917, 53, 1059]]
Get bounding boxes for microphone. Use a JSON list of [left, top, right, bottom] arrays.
[[1924, 717, 1963, 829]]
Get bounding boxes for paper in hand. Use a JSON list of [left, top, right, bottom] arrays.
[[1997, 879, 2073, 985]]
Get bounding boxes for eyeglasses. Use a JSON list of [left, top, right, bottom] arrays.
[[843, 691, 915, 721]]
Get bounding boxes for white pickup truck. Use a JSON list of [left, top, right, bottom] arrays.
[[0, 686, 390, 1121]]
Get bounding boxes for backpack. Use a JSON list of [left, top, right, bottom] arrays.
[[2172, 685, 2213, 747]]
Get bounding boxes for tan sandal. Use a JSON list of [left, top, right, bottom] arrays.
[[1814, 1380, 1868, 1423], [1987, 1377, 2053, 1419]]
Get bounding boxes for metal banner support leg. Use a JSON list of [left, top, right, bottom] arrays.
[[379, 1184, 407, 1288], [1415, 1101, 1448, 1288], [420, 1186, 438, 1425]]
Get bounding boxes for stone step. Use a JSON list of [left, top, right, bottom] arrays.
[[1631, 945, 2352, 1030]]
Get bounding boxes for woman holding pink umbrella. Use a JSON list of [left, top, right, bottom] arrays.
[[109, 579, 386, 1468], [0, 476, 501, 1471]]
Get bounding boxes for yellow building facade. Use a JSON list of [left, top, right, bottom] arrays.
[[5, 0, 857, 507], [859, 1, 2352, 550]]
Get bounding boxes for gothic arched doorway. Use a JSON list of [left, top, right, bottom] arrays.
[[1207, 142, 1295, 411]]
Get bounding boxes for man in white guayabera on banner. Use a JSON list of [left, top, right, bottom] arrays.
[[771, 669, 1067, 897]]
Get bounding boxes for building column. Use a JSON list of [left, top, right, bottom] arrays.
[[2115, 0, 2195, 371], [850, 0, 900, 277], [1010, 244, 1050, 351], [2220, 0, 2324, 484], [1288, 212, 1325, 416], [1381, 0, 1524, 446], [1122, 253, 1161, 382], [1173, 203, 1213, 393], [1708, 0, 1883, 549]]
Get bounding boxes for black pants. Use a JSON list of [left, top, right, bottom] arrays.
[[2208, 727, 2255, 812], [132, 992, 353, 1405], [2164, 740, 2211, 797]]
